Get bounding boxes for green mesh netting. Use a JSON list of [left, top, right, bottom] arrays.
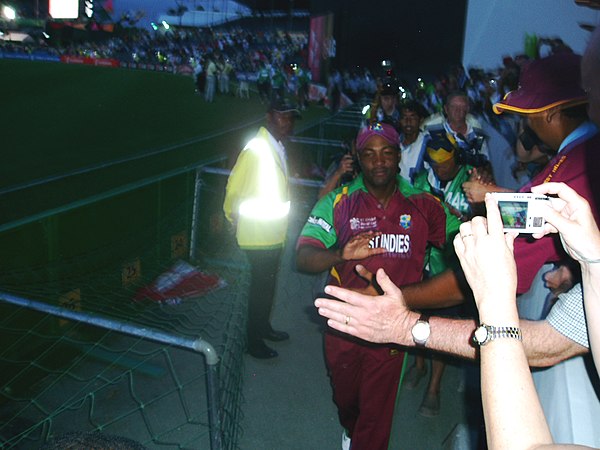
[[0, 170, 247, 450]]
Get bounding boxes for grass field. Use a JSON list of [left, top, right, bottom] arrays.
[[1, 59, 334, 226]]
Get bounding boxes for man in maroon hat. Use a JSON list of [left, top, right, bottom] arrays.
[[296, 122, 453, 450], [492, 51, 600, 290]]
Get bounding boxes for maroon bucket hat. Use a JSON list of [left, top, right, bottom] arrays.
[[493, 52, 588, 115]]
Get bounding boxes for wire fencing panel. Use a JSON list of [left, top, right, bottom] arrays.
[[0, 168, 247, 450]]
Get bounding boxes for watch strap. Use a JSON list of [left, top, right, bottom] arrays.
[[475, 323, 522, 346]]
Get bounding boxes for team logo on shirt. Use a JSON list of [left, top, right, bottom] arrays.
[[399, 214, 412, 230], [350, 216, 378, 231]]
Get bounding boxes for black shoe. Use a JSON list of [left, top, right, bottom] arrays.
[[247, 340, 278, 359], [263, 329, 290, 342]]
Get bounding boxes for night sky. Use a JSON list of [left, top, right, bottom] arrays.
[[312, 0, 468, 80]]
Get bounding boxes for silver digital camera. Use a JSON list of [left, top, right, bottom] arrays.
[[491, 192, 550, 233]]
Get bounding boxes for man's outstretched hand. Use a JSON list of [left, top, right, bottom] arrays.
[[314, 268, 417, 345]]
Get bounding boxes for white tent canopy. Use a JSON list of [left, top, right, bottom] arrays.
[[462, 0, 600, 71], [0, 31, 34, 43], [159, 1, 252, 27]]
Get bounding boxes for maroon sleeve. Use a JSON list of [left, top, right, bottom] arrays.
[[513, 235, 564, 294], [515, 139, 598, 293], [413, 193, 448, 249]]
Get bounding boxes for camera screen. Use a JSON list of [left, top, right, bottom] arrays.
[[497, 201, 528, 229]]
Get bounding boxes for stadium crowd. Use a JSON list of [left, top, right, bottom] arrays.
[[1, 22, 565, 115]]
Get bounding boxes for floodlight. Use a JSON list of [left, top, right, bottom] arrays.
[[162, 20, 170, 30], [85, 0, 94, 18], [2, 5, 16, 20], [49, 0, 78, 19]]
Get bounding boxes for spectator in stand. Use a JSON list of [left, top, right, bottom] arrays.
[[424, 91, 490, 167], [398, 100, 429, 184], [328, 69, 343, 113], [219, 57, 233, 95], [204, 56, 218, 102], [193, 57, 205, 94], [271, 65, 286, 102], [373, 78, 401, 131], [296, 64, 311, 110], [236, 73, 250, 99], [256, 61, 272, 103]]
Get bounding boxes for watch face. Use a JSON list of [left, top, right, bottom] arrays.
[[412, 321, 430, 341], [474, 326, 489, 344]]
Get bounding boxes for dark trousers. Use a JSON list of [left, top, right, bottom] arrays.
[[244, 248, 282, 345]]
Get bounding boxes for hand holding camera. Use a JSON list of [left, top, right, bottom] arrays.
[[491, 192, 550, 234], [530, 182, 600, 264]]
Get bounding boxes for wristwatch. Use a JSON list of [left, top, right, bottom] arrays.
[[411, 314, 431, 347], [473, 323, 522, 346]]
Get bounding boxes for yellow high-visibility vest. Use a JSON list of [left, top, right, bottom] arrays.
[[223, 127, 290, 249]]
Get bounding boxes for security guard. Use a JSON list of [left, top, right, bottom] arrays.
[[223, 100, 299, 358]]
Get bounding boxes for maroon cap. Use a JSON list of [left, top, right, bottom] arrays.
[[493, 52, 588, 115], [356, 122, 399, 149]]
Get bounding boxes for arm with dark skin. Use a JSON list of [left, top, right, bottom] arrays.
[[318, 154, 355, 199], [296, 231, 386, 274]]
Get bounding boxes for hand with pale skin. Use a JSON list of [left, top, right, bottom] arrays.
[[314, 267, 417, 345], [531, 182, 600, 264], [453, 194, 519, 319]]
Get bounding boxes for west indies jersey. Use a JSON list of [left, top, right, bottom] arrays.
[[514, 124, 600, 294], [297, 175, 448, 290]]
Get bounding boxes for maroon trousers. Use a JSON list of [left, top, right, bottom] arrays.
[[325, 332, 405, 450]]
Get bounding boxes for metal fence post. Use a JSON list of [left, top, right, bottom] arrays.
[[189, 167, 203, 262]]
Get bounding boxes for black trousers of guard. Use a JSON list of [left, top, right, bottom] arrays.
[[244, 248, 282, 345]]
